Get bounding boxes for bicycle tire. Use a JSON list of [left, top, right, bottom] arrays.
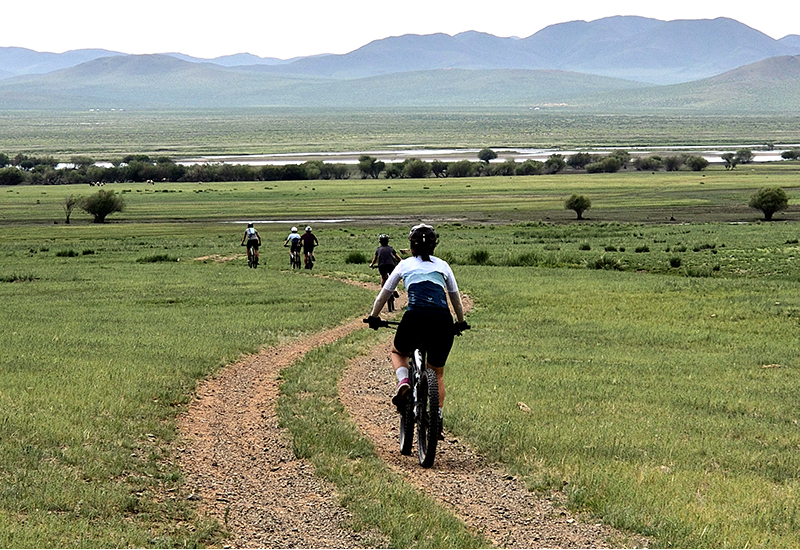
[[399, 389, 414, 455], [416, 368, 440, 468]]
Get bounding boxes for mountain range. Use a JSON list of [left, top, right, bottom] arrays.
[[1, 16, 800, 111]]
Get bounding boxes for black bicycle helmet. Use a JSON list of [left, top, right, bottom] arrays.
[[379, 233, 389, 246], [408, 224, 438, 259]]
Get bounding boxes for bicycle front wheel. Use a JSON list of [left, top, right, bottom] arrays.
[[416, 368, 440, 468]]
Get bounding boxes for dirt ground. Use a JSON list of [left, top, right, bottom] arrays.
[[177, 282, 648, 548]]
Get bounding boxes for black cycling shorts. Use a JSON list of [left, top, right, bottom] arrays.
[[378, 264, 396, 279], [394, 309, 454, 369], [247, 240, 260, 250]]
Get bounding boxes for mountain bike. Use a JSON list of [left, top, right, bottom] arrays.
[[243, 243, 258, 268], [287, 247, 302, 269], [304, 249, 315, 270], [363, 318, 440, 467]]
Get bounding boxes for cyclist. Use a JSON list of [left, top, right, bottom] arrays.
[[299, 226, 319, 267], [366, 223, 469, 439], [369, 234, 402, 312], [284, 226, 302, 265], [240, 222, 261, 266]]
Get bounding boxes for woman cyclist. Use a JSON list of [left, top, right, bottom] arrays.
[[369, 234, 402, 311], [284, 226, 302, 266], [366, 223, 469, 438], [241, 222, 261, 266]]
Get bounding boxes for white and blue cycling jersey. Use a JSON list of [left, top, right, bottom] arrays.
[[383, 255, 458, 311]]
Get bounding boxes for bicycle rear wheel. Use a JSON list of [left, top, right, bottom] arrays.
[[399, 390, 414, 455], [416, 368, 440, 468]]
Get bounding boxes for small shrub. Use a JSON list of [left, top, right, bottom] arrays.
[[604, 245, 617, 252], [136, 254, 178, 263], [0, 273, 36, 283], [467, 249, 491, 265], [669, 257, 682, 268], [505, 252, 541, 267], [56, 249, 78, 257], [634, 245, 650, 253], [585, 255, 624, 270], [579, 243, 591, 251], [684, 265, 714, 278], [82, 249, 95, 256], [344, 251, 368, 264]]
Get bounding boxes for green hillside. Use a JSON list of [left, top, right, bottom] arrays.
[[572, 56, 800, 112], [2, 54, 800, 112]]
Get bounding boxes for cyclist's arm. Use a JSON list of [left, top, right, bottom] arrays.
[[369, 288, 394, 317], [449, 291, 465, 323], [369, 251, 378, 268]]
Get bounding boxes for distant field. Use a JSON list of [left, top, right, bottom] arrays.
[[3, 165, 800, 547], [2, 109, 800, 158], [3, 163, 800, 227]]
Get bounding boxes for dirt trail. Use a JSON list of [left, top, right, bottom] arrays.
[[178, 280, 647, 548]]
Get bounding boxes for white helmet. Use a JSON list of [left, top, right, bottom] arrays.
[[291, 226, 297, 233], [305, 226, 312, 232]]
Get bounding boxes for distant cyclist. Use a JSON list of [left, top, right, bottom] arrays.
[[369, 234, 402, 312], [284, 226, 302, 264], [241, 222, 261, 266], [299, 226, 319, 267], [366, 223, 469, 439]]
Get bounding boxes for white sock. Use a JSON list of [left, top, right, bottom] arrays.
[[438, 407, 443, 419], [396, 367, 409, 383]]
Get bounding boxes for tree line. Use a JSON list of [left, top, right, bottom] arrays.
[[2, 148, 798, 186]]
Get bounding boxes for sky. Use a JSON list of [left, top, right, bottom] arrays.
[[2, 0, 798, 60]]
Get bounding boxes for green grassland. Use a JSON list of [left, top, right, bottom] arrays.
[[2, 109, 800, 158], [2, 165, 800, 547]]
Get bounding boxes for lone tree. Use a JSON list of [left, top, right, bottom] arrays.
[[565, 194, 591, 220], [478, 148, 498, 163], [80, 189, 125, 223], [62, 194, 79, 224], [749, 187, 788, 221], [722, 152, 738, 170]]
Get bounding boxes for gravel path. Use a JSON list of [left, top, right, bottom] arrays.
[[177, 281, 648, 548]]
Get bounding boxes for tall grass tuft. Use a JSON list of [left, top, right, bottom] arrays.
[[467, 249, 491, 265], [344, 251, 369, 264], [136, 253, 178, 263]]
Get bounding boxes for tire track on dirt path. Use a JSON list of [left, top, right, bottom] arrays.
[[178, 276, 646, 548], [177, 313, 383, 549], [339, 290, 648, 549]]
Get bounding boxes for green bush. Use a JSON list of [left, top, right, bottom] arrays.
[[584, 255, 624, 270], [136, 254, 178, 263], [467, 249, 491, 265], [344, 251, 369, 264]]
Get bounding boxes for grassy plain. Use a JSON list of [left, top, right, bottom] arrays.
[[2, 109, 800, 158], [2, 164, 800, 547]]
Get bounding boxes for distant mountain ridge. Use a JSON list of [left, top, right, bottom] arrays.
[[1, 16, 800, 112], [2, 16, 799, 85]]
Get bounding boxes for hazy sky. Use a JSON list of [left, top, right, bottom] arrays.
[[2, 0, 797, 60]]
